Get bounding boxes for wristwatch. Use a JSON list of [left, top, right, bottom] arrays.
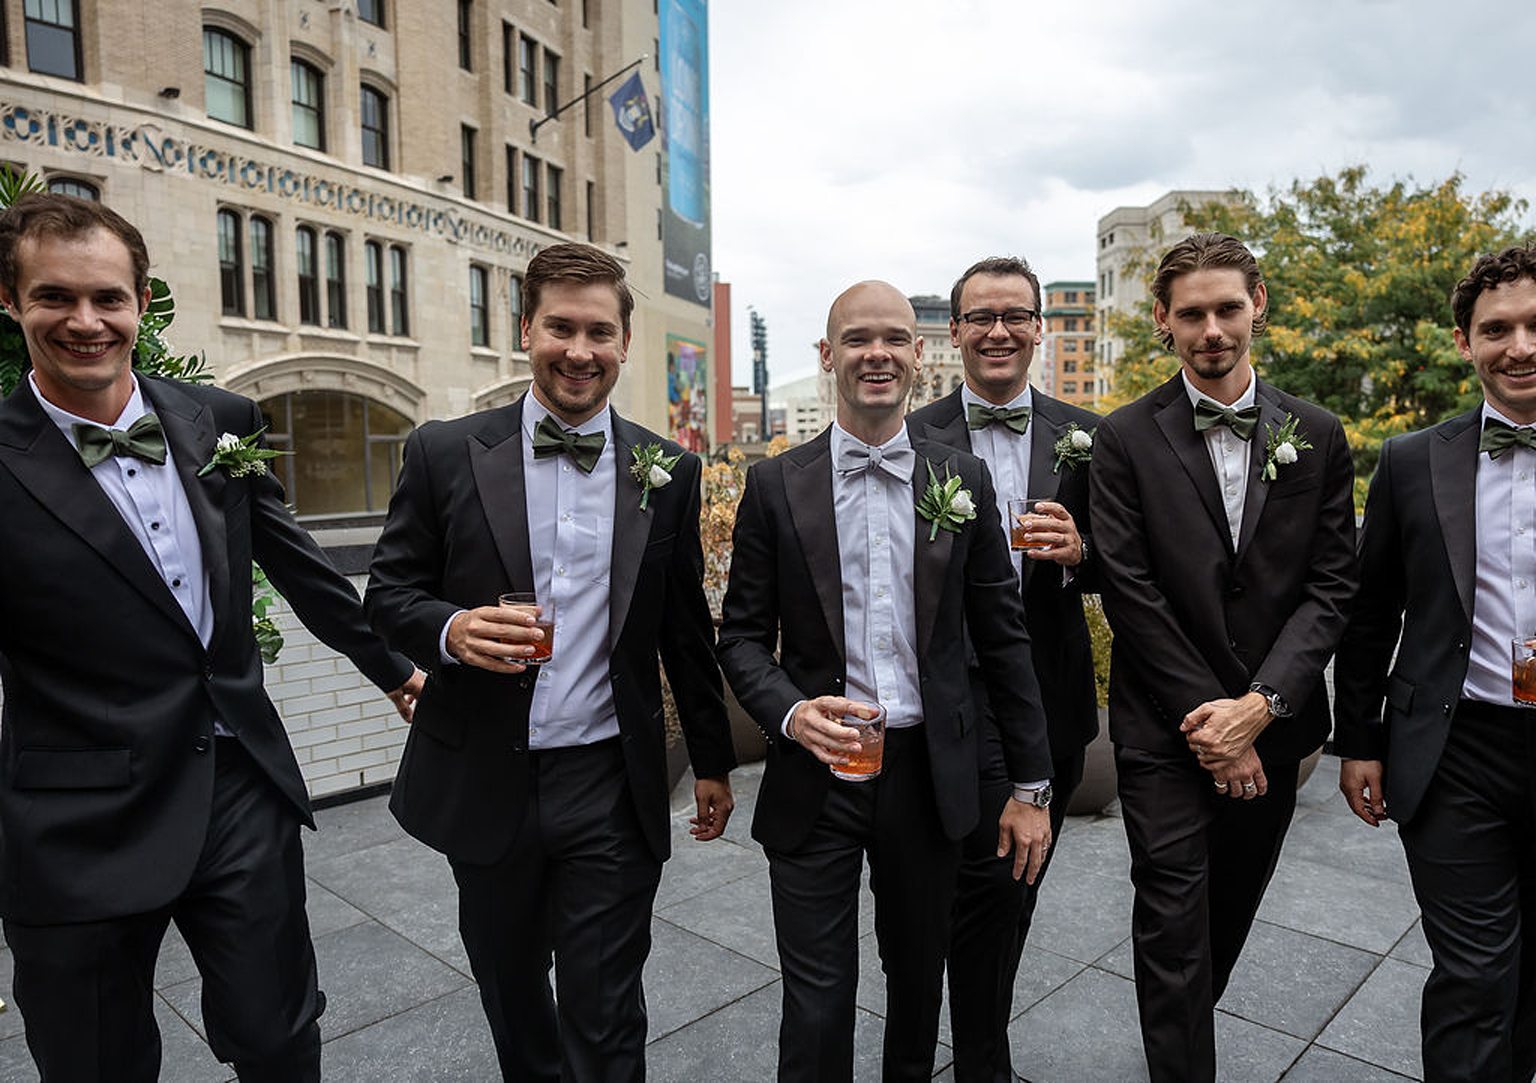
[[1011, 782, 1053, 808], [1250, 683, 1291, 719]]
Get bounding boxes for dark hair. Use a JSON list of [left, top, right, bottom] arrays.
[[949, 255, 1041, 320], [1151, 232, 1267, 349], [0, 192, 151, 300], [520, 242, 634, 333], [1452, 245, 1536, 334]]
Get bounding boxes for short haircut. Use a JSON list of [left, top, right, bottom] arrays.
[[0, 192, 151, 301], [1452, 245, 1536, 334], [1151, 232, 1267, 349], [949, 255, 1041, 320], [520, 242, 634, 333]]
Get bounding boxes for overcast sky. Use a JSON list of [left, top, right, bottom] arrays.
[[707, 0, 1536, 389]]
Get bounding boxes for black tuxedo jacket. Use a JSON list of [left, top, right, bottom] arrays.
[[910, 388, 1101, 758], [715, 428, 1053, 852], [1332, 408, 1490, 825], [365, 395, 735, 866], [1089, 374, 1357, 761], [0, 376, 411, 924]]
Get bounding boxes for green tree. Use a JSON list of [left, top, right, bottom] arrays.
[[1107, 167, 1532, 501]]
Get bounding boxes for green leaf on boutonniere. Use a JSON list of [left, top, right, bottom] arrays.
[[915, 460, 978, 542]]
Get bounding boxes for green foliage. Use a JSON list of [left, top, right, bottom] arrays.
[[1107, 167, 1534, 504], [251, 565, 285, 665], [1083, 594, 1112, 708]]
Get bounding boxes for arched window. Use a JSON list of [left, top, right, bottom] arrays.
[[203, 28, 252, 128], [259, 391, 413, 518], [47, 176, 97, 200]]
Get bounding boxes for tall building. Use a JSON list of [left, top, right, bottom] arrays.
[[769, 370, 833, 445], [1095, 189, 1230, 399], [1039, 280, 1095, 407], [907, 292, 963, 410]]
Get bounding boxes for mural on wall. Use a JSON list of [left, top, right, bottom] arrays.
[[666, 334, 708, 452], [659, 0, 711, 307]]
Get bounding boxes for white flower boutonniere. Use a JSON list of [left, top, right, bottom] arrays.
[[1261, 414, 1313, 482], [631, 443, 683, 511], [916, 460, 977, 542], [197, 428, 288, 478], [1051, 423, 1096, 474]]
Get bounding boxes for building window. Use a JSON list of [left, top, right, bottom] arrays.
[[259, 391, 413, 518], [250, 216, 275, 319], [469, 265, 489, 346], [461, 125, 477, 199], [522, 153, 541, 223], [501, 22, 514, 93], [360, 84, 390, 169], [457, 0, 472, 70], [546, 164, 563, 230], [324, 231, 347, 329], [203, 28, 251, 128], [25, 0, 79, 79], [1063, 359, 1077, 373], [583, 73, 593, 136], [509, 273, 523, 339], [1064, 317, 1078, 332], [296, 226, 319, 325], [543, 48, 560, 115], [581, 0, 589, 28], [1064, 340, 1077, 353], [217, 209, 244, 316], [357, 0, 384, 27], [586, 180, 596, 241], [365, 241, 385, 333], [389, 246, 409, 335], [505, 145, 518, 214], [291, 60, 325, 150], [1064, 290, 1078, 303], [518, 34, 537, 105], [1063, 381, 1077, 395], [47, 176, 97, 200]]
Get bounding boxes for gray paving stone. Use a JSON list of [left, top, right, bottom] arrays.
[[0, 1034, 37, 1083], [644, 915, 778, 1040], [1096, 935, 1134, 980], [1388, 919, 1433, 969], [1281, 1044, 1415, 1081], [655, 868, 782, 970], [1218, 920, 1380, 1040], [1025, 868, 1135, 965], [305, 835, 458, 919], [373, 892, 473, 976], [1316, 957, 1426, 1079], [0, 951, 24, 1042], [320, 985, 497, 1082], [653, 834, 768, 911], [152, 925, 200, 990], [1257, 855, 1421, 955], [1213, 1009, 1308, 1082], [1281, 809, 1412, 886], [1046, 813, 1133, 879], [1294, 754, 1342, 812], [1007, 967, 1149, 1082], [306, 793, 406, 864], [154, 994, 234, 1082], [306, 880, 371, 938]]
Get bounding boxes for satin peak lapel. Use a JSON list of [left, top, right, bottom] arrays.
[[1232, 391, 1287, 566], [469, 402, 535, 595], [784, 435, 846, 661], [913, 448, 956, 660], [1431, 412, 1480, 624], [608, 416, 658, 650], [1154, 390, 1234, 554]]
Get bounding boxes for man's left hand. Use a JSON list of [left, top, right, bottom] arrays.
[[996, 800, 1053, 884], [1019, 500, 1085, 567], [1181, 691, 1272, 764], [689, 775, 735, 841], [387, 668, 427, 723]]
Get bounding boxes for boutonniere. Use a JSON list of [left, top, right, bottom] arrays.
[[631, 443, 682, 511], [916, 460, 977, 542], [1052, 423, 1096, 474], [197, 428, 288, 478], [1261, 414, 1313, 482]]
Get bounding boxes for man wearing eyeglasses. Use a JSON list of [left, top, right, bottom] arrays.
[[910, 256, 1101, 1083]]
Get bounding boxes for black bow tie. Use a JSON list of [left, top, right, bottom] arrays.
[[531, 415, 605, 473], [1193, 399, 1260, 440], [1480, 417, 1536, 460], [73, 413, 167, 469]]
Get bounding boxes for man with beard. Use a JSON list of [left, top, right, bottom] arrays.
[[1089, 233, 1357, 1082]]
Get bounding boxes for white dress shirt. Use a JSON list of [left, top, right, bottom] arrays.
[[1184, 371, 1256, 549], [1463, 403, 1536, 705], [961, 384, 1032, 581]]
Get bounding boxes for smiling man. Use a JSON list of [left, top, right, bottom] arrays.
[[1334, 245, 1536, 1082], [367, 242, 735, 1081], [717, 280, 1053, 1081], [1089, 233, 1357, 1082]]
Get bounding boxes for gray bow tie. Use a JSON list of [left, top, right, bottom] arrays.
[[838, 441, 915, 483]]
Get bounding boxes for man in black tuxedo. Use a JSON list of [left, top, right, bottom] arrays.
[[1089, 233, 1357, 1082], [0, 193, 421, 1082], [1334, 245, 1536, 1083], [366, 242, 735, 1081], [717, 280, 1054, 1082], [910, 255, 1100, 1083]]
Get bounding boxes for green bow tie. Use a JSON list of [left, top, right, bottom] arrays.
[[531, 414, 606, 474], [72, 413, 167, 469], [1193, 398, 1260, 440], [966, 403, 1031, 435], [1480, 418, 1536, 460]]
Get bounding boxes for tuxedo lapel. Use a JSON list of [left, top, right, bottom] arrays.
[[468, 399, 535, 595], [0, 381, 199, 641], [784, 432, 846, 661], [1153, 383, 1234, 554], [1431, 410, 1480, 624], [608, 414, 658, 650], [912, 444, 956, 661], [920, 390, 971, 455], [1232, 386, 1287, 566], [1026, 399, 1066, 505]]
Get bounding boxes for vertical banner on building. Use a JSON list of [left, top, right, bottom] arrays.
[[667, 334, 709, 451], [660, 0, 711, 306]]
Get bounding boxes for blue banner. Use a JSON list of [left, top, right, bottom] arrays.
[[660, 0, 710, 306], [607, 72, 655, 152]]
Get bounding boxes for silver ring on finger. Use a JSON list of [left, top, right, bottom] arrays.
[[1214, 781, 1229, 792], [1242, 781, 1258, 793]]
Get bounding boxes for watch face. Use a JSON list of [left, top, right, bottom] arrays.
[[1036, 783, 1053, 807]]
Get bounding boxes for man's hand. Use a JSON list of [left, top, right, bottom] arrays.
[[445, 606, 544, 673], [1339, 758, 1387, 826], [787, 697, 872, 765], [690, 775, 735, 841], [1181, 692, 1272, 764], [996, 799, 1053, 884], [1208, 746, 1268, 800], [386, 668, 426, 723], [1017, 500, 1085, 567]]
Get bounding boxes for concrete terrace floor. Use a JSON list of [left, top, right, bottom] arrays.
[[0, 755, 1429, 1081]]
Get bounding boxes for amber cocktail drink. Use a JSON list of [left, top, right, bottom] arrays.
[[1513, 638, 1536, 705], [500, 593, 555, 664], [830, 703, 887, 782], [1008, 498, 1051, 551]]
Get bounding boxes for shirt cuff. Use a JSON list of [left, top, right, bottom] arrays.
[[1011, 778, 1050, 796], [439, 610, 467, 665], [781, 700, 805, 739]]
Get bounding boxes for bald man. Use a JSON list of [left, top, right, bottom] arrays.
[[717, 282, 1053, 1081]]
